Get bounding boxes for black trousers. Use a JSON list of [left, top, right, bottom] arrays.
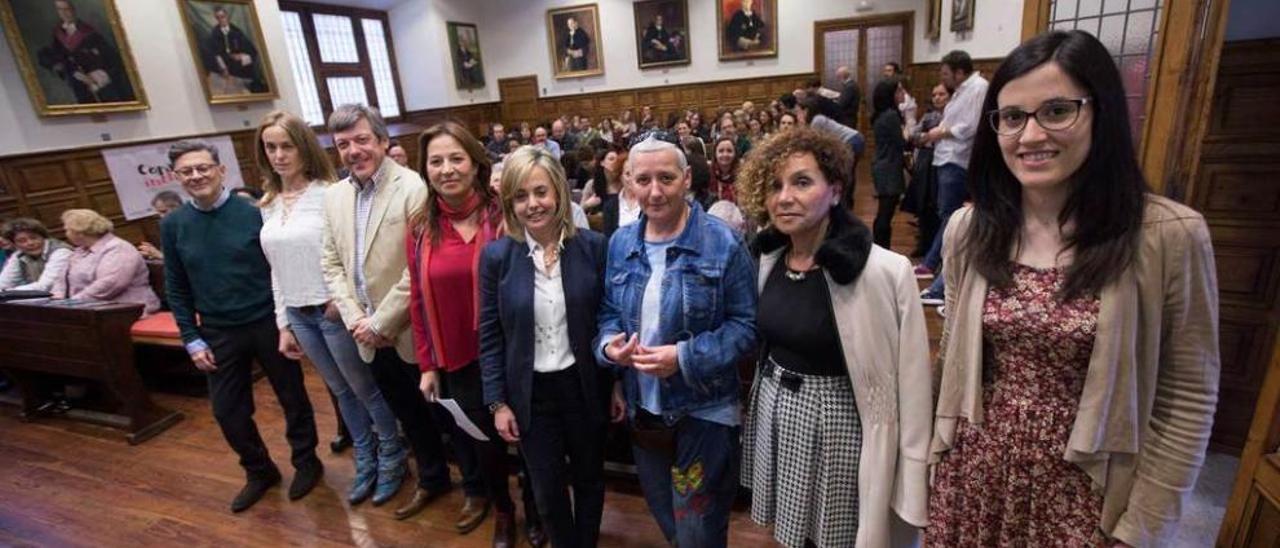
[[201, 315, 318, 477], [520, 366, 606, 548], [442, 363, 515, 513], [874, 194, 902, 249], [367, 348, 452, 491]]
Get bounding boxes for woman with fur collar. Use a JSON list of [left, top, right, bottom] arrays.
[[736, 127, 933, 547]]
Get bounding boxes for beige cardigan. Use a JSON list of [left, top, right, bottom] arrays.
[[320, 158, 428, 364], [930, 195, 1220, 547], [759, 245, 933, 548]]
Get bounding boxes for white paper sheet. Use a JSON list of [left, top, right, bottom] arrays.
[[437, 398, 489, 441]]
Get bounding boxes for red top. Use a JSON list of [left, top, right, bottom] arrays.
[[406, 204, 502, 373], [424, 222, 479, 369]]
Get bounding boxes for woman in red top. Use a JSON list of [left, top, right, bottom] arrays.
[[407, 121, 525, 547]]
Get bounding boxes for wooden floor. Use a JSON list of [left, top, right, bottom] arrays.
[[0, 164, 940, 547]]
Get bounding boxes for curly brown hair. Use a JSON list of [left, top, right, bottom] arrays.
[[734, 127, 852, 224]]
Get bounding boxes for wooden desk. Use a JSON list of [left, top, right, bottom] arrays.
[[0, 299, 183, 444]]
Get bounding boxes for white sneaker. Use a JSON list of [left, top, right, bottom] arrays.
[[937, 305, 947, 318], [920, 289, 944, 306]]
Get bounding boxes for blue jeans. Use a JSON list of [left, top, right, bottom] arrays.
[[923, 163, 970, 272], [632, 415, 741, 548], [285, 306, 399, 448]]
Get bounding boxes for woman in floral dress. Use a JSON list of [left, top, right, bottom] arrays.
[[927, 30, 1220, 547]]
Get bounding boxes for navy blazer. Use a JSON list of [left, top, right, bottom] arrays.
[[479, 228, 611, 430]]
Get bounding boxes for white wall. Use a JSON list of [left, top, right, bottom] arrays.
[[467, 0, 1022, 100], [388, 0, 498, 110], [0, 0, 301, 156]]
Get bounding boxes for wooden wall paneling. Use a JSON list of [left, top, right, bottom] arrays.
[[1188, 39, 1280, 454]]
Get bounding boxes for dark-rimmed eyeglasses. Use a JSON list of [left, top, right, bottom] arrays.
[[174, 164, 220, 178], [987, 97, 1091, 136], [629, 129, 680, 149]]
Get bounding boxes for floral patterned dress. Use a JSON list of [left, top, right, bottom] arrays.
[[927, 263, 1107, 547]]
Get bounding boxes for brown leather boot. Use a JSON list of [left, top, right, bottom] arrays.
[[492, 511, 515, 548], [456, 496, 491, 534]]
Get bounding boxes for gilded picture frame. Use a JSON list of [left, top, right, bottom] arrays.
[[716, 0, 777, 61], [0, 0, 149, 116], [951, 0, 976, 33], [176, 0, 278, 105], [927, 0, 942, 40], [634, 0, 690, 70], [447, 21, 485, 90], [547, 3, 603, 79]]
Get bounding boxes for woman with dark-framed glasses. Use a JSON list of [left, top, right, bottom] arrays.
[[926, 30, 1219, 547]]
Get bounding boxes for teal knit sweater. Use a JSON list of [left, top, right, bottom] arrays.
[[160, 195, 274, 344]]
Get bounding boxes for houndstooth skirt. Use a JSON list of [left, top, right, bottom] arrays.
[[742, 357, 862, 548]]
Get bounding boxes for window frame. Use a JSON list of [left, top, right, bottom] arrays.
[[278, 0, 405, 124]]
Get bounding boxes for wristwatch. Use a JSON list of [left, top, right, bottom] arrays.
[[488, 401, 508, 415]]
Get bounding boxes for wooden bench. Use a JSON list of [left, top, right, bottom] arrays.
[[0, 300, 183, 444]]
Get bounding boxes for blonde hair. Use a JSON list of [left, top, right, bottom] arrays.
[[498, 146, 577, 243], [254, 110, 337, 206], [60, 209, 113, 237]]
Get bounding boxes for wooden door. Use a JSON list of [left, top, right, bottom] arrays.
[[498, 75, 539, 128], [814, 12, 914, 135], [1220, 332, 1280, 546]]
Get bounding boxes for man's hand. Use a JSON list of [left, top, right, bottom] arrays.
[[278, 330, 304, 360], [632, 344, 679, 378], [352, 318, 388, 347], [494, 405, 520, 443], [604, 333, 640, 366], [191, 350, 217, 372]]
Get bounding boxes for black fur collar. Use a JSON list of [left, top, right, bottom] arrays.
[[752, 206, 872, 285]]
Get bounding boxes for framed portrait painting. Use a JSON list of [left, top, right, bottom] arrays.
[[952, 0, 976, 32], [716, 0, 776, 61], [634, 0, 689, 69], [176, 0, 278, 104], [447, 22, 485, 90], [926, 0, 942, 39], [546, 3, 603, 79], [0, 0, 148, 116]]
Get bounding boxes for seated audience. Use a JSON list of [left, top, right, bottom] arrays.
[[53, 209, 160, 314], [0, 217, 71, 293], [531, 125, 563, 160], [683, 137, 714, 209], [486, 123, 510, 160]]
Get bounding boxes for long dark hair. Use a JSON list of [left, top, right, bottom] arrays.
[[871, 77, 901, 119], [964, 30, 1147, 299], [411, 121, 499, 245]]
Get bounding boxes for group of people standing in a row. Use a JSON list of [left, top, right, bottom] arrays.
[[1, 30, 1220, 548]]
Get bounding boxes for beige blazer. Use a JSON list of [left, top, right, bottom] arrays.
[[321, 157, 428, 363], [930, 195, 1220, 547], [760, 245, 933, 548]]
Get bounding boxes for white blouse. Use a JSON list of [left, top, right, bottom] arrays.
[[526, 231, 575, 373], [260, 183, 332, 328]]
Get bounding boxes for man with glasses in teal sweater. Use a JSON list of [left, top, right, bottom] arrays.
[[161, 140, 320, 513]]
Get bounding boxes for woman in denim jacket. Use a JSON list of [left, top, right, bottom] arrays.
[[594, 134, 757, 548]]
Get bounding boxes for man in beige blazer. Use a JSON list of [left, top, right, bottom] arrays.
[[321, 104, 454, 519]]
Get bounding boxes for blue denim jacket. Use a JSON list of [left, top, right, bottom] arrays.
[[594, 201, 758, 422]]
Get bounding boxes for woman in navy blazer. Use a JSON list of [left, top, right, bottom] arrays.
[[479, 146, 623, 548]]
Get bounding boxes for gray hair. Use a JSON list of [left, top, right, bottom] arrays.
[[167, 140, 220, 168], [150, 190, 183, 207], [628, 135, 687, 171], [328, 104, 389, 141]]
